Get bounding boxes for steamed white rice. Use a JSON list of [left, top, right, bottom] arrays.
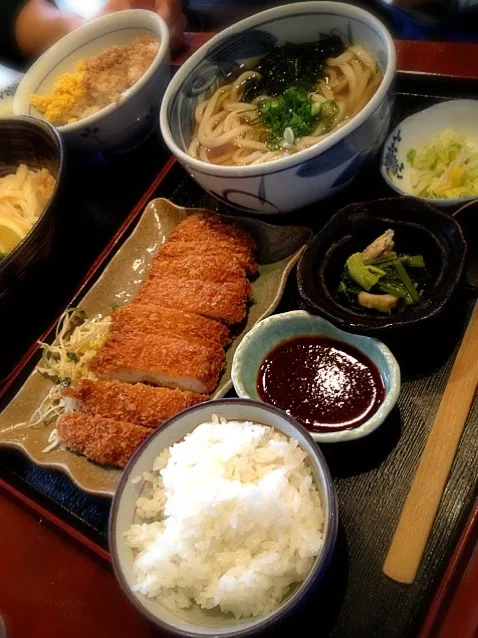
[[125, 417, 324, 619]]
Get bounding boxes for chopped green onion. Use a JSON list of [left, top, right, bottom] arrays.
[[321, 100, 339, 119], [311, 101, 322, 116]]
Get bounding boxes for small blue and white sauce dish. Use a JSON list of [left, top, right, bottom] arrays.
[[381, 99, 478, 207], [232, 310, 400, 443], [160, 1, 396, 214]]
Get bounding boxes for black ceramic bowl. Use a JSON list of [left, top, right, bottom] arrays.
[[297, 197, 466, 335], [453, 199, 478, 291], [0, 116, 65, 304]]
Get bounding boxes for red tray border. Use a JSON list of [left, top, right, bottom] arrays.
[[0, 477, 110, 563]]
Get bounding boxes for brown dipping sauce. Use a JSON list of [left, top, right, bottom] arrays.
[[257, 335, 385, 433]]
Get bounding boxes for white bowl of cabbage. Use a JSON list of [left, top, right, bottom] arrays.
[[160, 1, 396, 214], [381, 99, 478, 206]]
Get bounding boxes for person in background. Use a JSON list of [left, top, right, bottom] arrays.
[[0, 0, 186, 67], [377, 0, 478, 41], [185, 0, 478, 42]]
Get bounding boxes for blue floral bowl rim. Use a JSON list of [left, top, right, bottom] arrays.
[[231, 310, 401, 443], [380, 99, 478, 207], [160, 1, 396, 177]]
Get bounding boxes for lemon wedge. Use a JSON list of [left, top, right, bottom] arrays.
[[0, 216, 30, 254]]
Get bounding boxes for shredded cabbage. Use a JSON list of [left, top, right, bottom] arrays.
[[37, 307, 111, 388], [17, 308, 111, 450], [407, 129, 478, 199]]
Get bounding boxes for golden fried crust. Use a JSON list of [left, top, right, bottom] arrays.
[[134, 276, 250, 324], [63, 379, 208, 428], [157, 241, 258, 275], [148, 252, 248, 286], [111, 304, 231, 347], [57, 413, 151, 468], [167, 212, 257, 252], [90, 332, 225, 393]]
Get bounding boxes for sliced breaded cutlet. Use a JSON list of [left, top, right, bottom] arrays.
[[134, 276, 250, 325], [63, 379, 208, 428], [167, 212, 257, 252], [148, 252, 249, 286], [157, 241, 258, 276], [90, 331, 225, 394], [110, 304, 231, 348], [57, 413, 151, 468]]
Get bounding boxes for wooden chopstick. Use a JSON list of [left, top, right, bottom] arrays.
[[383, 301, 478, 584]]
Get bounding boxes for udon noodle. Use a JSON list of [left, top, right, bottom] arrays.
[[0, 164, 56, 255], [188, 43, 382, 166]]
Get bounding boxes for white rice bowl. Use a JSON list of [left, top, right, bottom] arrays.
[[125, 417, 324, 619]]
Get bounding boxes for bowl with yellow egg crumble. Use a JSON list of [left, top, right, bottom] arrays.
[[13, 10, 170, 153]]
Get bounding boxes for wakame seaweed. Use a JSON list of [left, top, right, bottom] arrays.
[[242, 35, 345, 101]]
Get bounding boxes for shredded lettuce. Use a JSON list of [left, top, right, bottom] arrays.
[[406, 129, 478, 199]]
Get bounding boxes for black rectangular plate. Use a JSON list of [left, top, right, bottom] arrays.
[[1, 73, 477, 638]]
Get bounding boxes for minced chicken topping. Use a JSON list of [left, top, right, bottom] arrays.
[[30, 36, 159, 125]]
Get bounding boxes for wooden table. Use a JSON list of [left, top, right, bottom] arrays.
[[1, 36, 477, 638]]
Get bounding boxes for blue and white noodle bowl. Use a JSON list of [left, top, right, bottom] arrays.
[[160, 2, 396, 214]]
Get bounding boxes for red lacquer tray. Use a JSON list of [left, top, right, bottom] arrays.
[[1, 37, 477, 638]]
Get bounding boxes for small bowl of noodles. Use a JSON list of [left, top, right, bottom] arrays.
[[0, 115, 65, 305], [160, 1, 396, 214]]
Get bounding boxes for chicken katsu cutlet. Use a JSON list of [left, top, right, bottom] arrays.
[[110, 304, 231, 348], [134, 276, 250, 324], [90, 331, 224, 394], [158, 241, 258, 276], [148, 252, 249, 287], [167, 212, 257, 252], [57, 413, 151, 468], [63, 379, 208, 428]]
